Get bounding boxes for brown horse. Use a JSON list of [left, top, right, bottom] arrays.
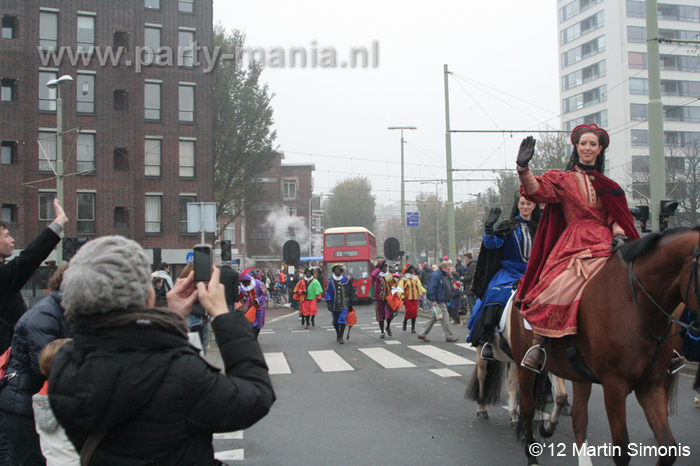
[[511, 227, 700, 466]]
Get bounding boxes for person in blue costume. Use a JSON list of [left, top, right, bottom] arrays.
[[467, 193, 540, 360], [325, 263, 354, 344]]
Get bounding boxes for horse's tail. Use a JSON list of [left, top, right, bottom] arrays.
[[465, 359, 506, 406], [668, 370, 680, 415]]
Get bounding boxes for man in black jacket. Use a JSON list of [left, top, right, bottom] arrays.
[[0, 199, 67, 352], [219, 260, 240, 310]]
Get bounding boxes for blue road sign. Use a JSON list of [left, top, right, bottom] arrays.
[[407, 211, 420, 228], [186, 251, 194, 263]]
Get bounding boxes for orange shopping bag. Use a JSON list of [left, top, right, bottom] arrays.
[[346, 308, 357, 326], [244, 306, 257, 323]]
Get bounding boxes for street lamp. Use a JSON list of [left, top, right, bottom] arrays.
[[46, 75, 74, 265], [388, 126, 417, 263]]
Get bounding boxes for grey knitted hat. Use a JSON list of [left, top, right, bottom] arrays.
[[61, 235, 152, 317]]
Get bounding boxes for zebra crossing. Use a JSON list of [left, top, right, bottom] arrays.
[[263, 342, 476, 376]]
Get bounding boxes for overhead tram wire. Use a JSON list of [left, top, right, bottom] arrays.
[[450, 75, 503, 130]]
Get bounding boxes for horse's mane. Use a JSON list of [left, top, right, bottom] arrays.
[[619, 226, 700, 262]]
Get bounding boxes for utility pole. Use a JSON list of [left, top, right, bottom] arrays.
[[46, 75, 74, 265], [646, 0, 665, 232], [443, 64, 456, 262], [388, 126, 416, 260]]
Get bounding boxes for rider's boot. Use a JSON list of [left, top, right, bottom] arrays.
[[481, 340, 495, 361], [669, 350, 687, 375], [521, 334, 547, 374]]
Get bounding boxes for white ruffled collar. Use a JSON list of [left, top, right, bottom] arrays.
[[332, 274, 343, 281], [241, 281, 255, 292], [379, 271, 388, 278], [304, 276, 313, 282], [404, 273, 414, 279]]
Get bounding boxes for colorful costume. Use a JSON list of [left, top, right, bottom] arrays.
[[371, 268, 392, 321], [300, 275, 322, 328], [467, 215, 534, 345], [399, 268, 426, 333], [326, 273, 353, 343], [239, 278, 267, 333], [517, 168, 638, 337]]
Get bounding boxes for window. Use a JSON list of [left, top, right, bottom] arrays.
[[144, 82, 161, 120], [77, 133, 95, 172], [144, 138, 161, 177], [179, 0, 195, 13], [77, 14, 95, 54], [628, 52, 646, 69], [562, 85, 606, 113], [38, 131, 57, 172], [38, 71, 57, 111], [178, 30, 195, 67], [632, 129, 649, 146], [626, 0, 645, 18], [561, 35, 605, 68], [560, 11, 604, 45], [114, 31, 128, 50], [114, 207, 129, 230], [1, 16, 17, 39], [347, 233, 367, 246], [629, 78, 649, 95], [1, 141, 16, 164], [76, 73, 95, 113], [178, 84, 195, 122], [179, 196, 196, 233], [144, 26, 161, 64], [560, 0, 602, 23], [77, 192, 95, 234], [179, 140, 195, 177], [1, 205, 17, 226], [113, 89, 128, 111], [38, 192, 56, 229], [325, 234, 344, 247], [223, 223, 236, 243], [630, 103, 647, 121], [145, 195, 162, 233], [627, 26, 645, 43], [288, 207, 297, 217], [632, 156, 649, 173], [145, 0, 160, 9], [562, 60, 605, 91], [282, 179, 297, 200], [114, 147, 129, 170], [563, 110, 608, 131], [241, 223, 245, 244], [39, 11, 58, 50], [1, 78, 16, 101]]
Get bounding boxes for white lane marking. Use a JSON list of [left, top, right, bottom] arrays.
[[267, 310, 300, 323], [291, 330, 310, 333], [213, 431, 244, 440], [455, 343, 477, 352], [309, 350, 354, 372], [384, 340, 401, 345], [407, 345, 475, 365], [360, 327, 376, 330], [430, 368, 461, 378], [264, 352, 291, 375], [215, 449, 244, 461], [358, 347, 416, 369]]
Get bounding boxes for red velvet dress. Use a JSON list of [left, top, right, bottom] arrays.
[[519, 169, 617, 337]]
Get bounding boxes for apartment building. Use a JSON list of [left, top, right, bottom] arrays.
[[557, 0, 700, 199], [0, 0, 214, 264]]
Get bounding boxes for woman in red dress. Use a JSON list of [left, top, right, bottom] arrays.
[[514, 124, 639, 373]]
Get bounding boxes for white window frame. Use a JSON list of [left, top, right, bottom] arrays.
[[144, 137, 162, 177], [179, 139, 195, 178], [145, 194, 162, 233]]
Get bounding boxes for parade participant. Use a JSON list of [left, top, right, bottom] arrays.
[[515, 126, 640, 373], [398, 264, 426, 333], [467, 194, 540, 360], [239, 272, 268, 339], [418, 261, 460, 343], [300, 267, 323, 329], [450, 281, 462, 325], [48, 236, 275, 465], [370, 260, 394, 338], [325, 263, 353, 344]]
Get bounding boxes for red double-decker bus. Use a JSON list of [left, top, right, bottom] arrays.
[[323, 227, 377, 299]]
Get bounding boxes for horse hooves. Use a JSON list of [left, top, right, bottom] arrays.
[[539, 422, 554, 439], [561, 405, 571, 417], [477, 411, 489, 420], [510, 421, 518, 430]]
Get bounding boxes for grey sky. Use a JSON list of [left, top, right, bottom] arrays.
[[214, 0, 561, 206]]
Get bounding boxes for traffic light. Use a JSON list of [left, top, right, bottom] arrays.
[[659, 200, 678, 232], [384, 237, 400, 261], [282, 240, 300, 265], [630, 205, 650, 233], [62, 237, 88, 262], [220, 240, 232, 262]]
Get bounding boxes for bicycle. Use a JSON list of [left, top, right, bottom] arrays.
[[269, 284, 288, 308]]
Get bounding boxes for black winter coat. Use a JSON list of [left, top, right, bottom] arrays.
[[0, 291, 70, 417], [0, 227, 61, 351], [49, 311, 275, 466]]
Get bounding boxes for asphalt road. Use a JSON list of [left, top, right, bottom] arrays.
[[206, 303, 700, 466]]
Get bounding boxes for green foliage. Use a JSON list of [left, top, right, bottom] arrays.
[[324, 176, 377, 231], [213, 26, 278, 226]]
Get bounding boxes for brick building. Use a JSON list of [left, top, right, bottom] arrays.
[[0, 0, 214, 265], [241, 152, 314, 269]]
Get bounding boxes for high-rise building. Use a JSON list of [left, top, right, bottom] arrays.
[[557, 0, 700, 200], [0, 0, 214, 265]]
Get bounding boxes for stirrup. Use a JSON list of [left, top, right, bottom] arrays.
[[481, 343, 495, 361], [520, 345, 546, 374]]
